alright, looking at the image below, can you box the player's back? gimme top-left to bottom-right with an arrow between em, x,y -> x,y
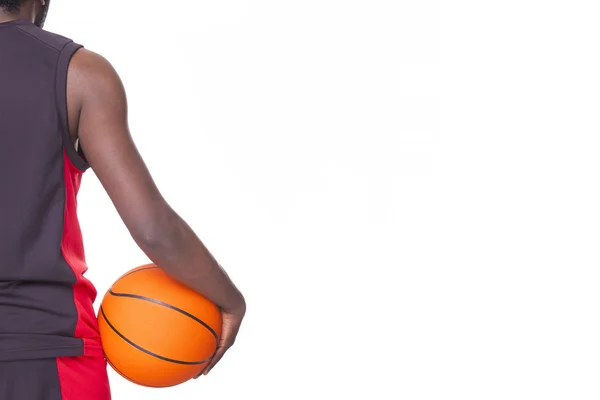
0,18 -> 101,361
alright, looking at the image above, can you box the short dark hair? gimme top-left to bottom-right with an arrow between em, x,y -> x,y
0,0 -> 24,12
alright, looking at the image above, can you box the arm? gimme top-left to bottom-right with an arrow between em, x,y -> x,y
67,49 -> 245,375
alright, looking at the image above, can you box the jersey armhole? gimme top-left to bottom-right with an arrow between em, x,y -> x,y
56,40 -> 89,172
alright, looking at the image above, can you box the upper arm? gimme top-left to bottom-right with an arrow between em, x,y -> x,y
67,49 -> 173,242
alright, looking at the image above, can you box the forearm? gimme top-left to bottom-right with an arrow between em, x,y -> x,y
132,209 -> 245,312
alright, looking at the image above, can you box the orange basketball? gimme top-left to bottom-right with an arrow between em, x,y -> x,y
98,264 -> 222,387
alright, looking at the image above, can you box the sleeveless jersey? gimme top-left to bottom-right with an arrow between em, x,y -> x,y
0,19 -> 102,360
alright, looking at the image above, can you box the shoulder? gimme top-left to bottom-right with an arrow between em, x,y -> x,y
69,48 -> 126,104
70,48 -> 116,80
13,23 -> 74,53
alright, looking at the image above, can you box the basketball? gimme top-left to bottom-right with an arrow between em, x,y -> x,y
98,264 -> 222,387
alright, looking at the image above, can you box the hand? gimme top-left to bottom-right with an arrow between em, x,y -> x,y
197,303 -> 246,377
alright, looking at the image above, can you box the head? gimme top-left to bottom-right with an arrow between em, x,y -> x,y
0,0 -> 50,28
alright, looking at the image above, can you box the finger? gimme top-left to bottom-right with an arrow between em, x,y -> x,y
195,337 -> 227,378
195,341 -> 225,379
203,314 -> 240,376
193,368 -> 205,379
204,319 -> 234,375
203,345 -> 227,375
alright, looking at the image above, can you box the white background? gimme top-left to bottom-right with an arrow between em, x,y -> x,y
43,1 -> 600,399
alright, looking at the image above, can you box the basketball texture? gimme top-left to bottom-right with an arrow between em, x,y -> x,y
98,264 -> 222,387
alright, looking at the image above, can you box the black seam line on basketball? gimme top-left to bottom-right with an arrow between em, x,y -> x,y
120,265 -> 159,279
107,289 -> 220,347
109,266 -> 160,294
104,353 -> 163,388
100,306 -> 214,365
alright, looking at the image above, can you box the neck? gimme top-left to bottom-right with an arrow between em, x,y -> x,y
0,7 -> 34,24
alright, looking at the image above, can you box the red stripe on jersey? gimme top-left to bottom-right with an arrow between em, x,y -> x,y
60,151 -> 104,356
58,151 -> 110,398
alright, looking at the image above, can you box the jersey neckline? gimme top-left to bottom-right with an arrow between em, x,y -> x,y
0,19 -> 32,28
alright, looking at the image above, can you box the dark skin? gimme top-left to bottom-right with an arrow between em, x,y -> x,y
0,1 -> 246,376
0,0 -> 47,26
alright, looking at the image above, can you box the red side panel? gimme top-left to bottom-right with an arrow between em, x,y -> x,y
58,152 -> 110,399
61,151 -> 103,356
57,356 -> 111,400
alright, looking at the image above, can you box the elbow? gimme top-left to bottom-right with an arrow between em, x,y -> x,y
132,229 -> 170,253
129,210 -> 184,254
